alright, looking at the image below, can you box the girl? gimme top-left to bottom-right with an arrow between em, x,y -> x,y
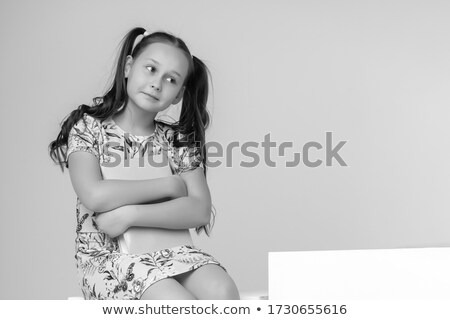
49,27 -> 240,300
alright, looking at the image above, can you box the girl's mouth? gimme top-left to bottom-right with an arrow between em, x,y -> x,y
143,92 -> 159,101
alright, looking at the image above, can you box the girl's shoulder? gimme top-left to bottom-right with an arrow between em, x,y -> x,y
71,113 -> 103,137
74,112 -> 101,128
154,119 -> 204,173
154,118 -> 178,143
154,118 -> 193,148
67,113 -> 103,162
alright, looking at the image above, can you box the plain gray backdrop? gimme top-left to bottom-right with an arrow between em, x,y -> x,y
1,0 -> 450,299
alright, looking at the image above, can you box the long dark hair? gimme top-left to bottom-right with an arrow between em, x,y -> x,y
48,27 -> 214,235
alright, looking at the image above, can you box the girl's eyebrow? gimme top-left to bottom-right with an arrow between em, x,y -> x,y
145,58 -> 182,77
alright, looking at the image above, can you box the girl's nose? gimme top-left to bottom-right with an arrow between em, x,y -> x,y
151,79 -> 162,91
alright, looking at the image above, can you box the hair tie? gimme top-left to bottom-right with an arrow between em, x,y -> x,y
131,30 -> 150,53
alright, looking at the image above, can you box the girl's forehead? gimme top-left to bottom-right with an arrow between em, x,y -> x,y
138,42 -> 190,76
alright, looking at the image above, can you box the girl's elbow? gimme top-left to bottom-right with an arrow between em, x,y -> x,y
83,189 -> 105,212
198,200 -> 212,226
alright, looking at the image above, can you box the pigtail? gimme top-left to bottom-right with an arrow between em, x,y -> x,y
48,27 -> 146,172
177,55 -> 211,176
175,55 -> 215,236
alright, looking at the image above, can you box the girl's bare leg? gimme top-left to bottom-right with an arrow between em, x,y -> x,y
140,278 -> 197,300
174,264 -> 240,300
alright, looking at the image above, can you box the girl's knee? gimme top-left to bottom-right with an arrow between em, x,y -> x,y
176,264 -> 241,300
207,278 -> 240,300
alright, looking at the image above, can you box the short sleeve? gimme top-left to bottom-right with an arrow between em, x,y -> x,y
66,113 -> 101,162
172,143 -> 204,174
161,123 -> 204,174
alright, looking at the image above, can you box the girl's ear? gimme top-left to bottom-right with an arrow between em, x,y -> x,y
124,55 -> 133,78
172,86 -> 185,105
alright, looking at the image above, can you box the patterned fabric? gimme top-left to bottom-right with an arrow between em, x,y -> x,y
67,113 -> 203,174
66,113 -> 222,300
75,233 -> 222,300
67,113 -> 204,233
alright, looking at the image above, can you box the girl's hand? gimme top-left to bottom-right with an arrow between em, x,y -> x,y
93,205 -> 134,238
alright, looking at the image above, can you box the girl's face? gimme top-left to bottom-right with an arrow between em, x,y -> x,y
124,42 -> 190,114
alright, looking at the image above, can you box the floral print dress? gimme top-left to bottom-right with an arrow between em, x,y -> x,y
67,113 -> 224,300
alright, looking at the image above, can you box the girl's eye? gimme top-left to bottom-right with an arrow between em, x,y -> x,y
146,66 -> 177,84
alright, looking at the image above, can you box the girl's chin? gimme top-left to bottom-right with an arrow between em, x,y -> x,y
138,105 -> 170,114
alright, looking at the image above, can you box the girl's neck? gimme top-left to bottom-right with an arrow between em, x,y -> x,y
112,107 -> 158,137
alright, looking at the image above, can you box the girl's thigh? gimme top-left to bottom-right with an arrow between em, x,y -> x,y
174,264 -> 240,300
140,278 -> 196,300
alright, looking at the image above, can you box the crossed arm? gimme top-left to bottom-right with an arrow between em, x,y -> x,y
68,151 -> 211,234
